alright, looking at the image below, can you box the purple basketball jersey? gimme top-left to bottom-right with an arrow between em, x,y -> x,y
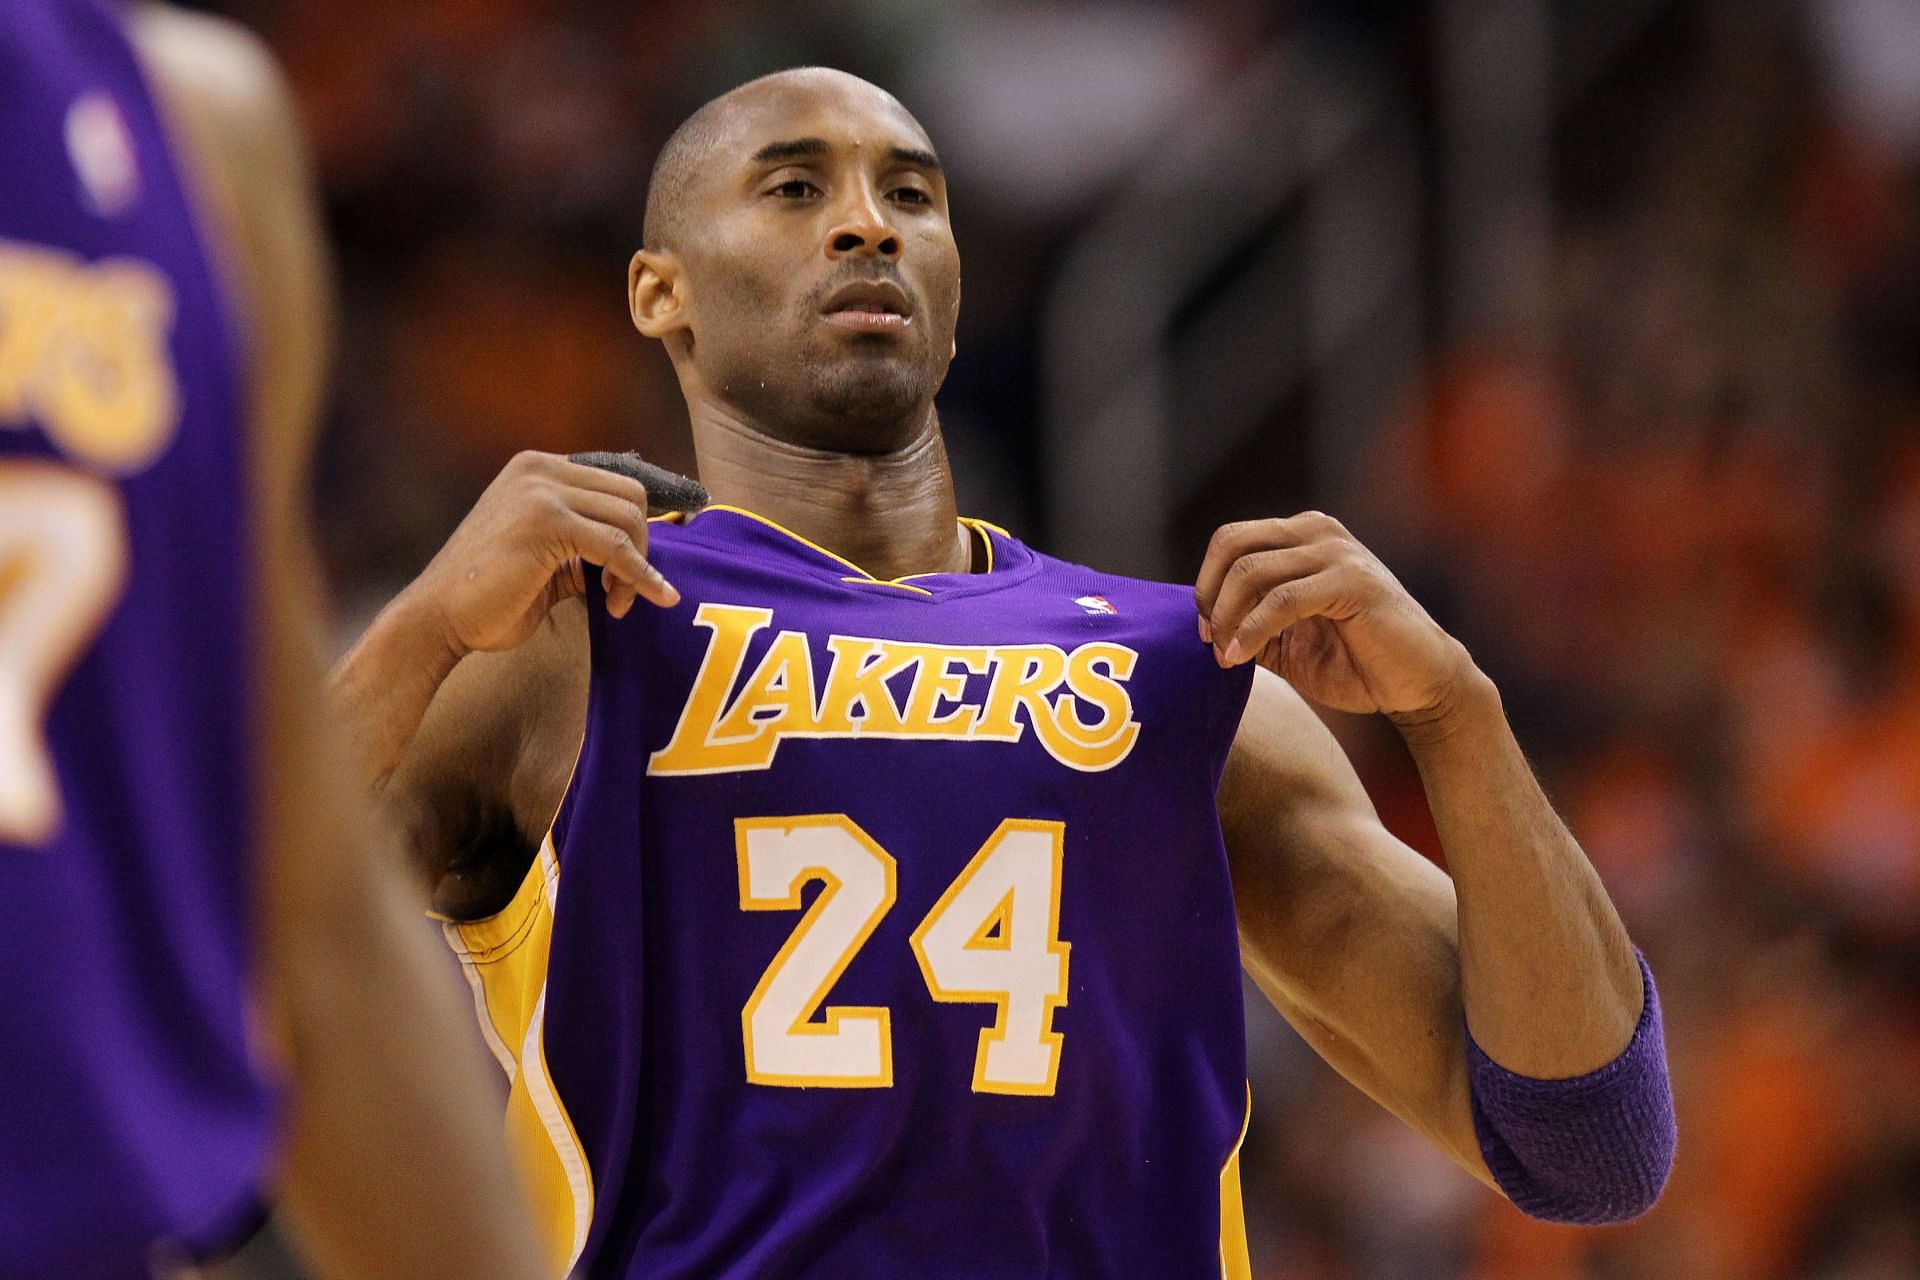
449,506 -> 1258,1278
0,2 -> 271,1274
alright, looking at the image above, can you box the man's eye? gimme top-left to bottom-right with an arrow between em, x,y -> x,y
771,180 -> 819,199
891,187 -> 932,205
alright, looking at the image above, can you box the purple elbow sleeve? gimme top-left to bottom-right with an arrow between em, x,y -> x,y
1465,951 -> 1677,1224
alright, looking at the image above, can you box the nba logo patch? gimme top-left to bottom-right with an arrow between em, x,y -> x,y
66,91 -> 141,217
1074,594 -> 1117,616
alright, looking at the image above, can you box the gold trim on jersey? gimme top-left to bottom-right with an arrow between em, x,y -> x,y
662,502 -> 1002,593
444,835 -> 594,1276
1219,1085 -> 1253,1280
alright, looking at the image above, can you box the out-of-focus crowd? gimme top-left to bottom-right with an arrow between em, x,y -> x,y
207,0 -> 1918,1275
1259,5 -> 1920,1277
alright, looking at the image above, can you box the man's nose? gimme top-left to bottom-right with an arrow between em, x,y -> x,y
824,187 -> 901,260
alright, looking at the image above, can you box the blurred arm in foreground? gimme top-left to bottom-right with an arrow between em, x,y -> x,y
132,7 -> 549,1275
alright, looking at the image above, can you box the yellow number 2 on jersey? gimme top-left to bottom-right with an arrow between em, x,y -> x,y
737,814 -> 1070,1096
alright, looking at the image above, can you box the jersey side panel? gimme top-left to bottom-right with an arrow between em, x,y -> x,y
447,835 -> 593,1274
1220,1089 -> 1254,1280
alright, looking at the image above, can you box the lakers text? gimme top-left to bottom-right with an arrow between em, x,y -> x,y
649,603 -> 1142,775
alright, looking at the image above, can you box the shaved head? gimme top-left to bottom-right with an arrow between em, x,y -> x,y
641,91 -> 735,251
643,67 -> 930,252
629,65 -> 960,453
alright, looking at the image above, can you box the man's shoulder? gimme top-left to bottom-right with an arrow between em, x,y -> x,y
1016,541 -> 1199,616
643,507 -> 741,566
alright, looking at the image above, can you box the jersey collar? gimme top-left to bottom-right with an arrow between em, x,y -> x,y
666,504 -> 1040,601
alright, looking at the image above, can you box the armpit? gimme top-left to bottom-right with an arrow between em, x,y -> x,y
431,791 -> 540,923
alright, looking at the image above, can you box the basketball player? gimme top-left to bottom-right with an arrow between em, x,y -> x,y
333,69 -> 1676,1277
0,3 -> 548,1277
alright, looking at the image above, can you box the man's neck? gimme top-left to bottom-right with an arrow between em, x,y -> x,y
689,400 -> 971,582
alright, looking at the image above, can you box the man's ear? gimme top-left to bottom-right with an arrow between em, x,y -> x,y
629,249 -> 687,338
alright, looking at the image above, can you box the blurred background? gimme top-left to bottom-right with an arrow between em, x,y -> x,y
189,0 -> 1919,1276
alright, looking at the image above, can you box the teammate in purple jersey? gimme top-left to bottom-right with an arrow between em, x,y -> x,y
0,3 -> 549,1276
334,68 -> 1676,1277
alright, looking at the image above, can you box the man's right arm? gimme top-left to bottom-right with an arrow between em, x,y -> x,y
330,450 -> 683,911
340,597 -> 585,917
330,589 -> 470,796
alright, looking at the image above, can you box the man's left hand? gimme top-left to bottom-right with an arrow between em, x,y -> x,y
1194,512 -> 1477,722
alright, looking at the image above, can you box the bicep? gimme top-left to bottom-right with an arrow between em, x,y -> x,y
130,0 -> 549,948
1221,669 -> 1490,1184
129,5 -> 333,817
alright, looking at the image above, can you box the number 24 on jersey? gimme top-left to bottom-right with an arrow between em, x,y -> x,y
737,815 -> 1071,1096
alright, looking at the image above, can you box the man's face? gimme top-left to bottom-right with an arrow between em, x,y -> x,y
668,78 -> 962,453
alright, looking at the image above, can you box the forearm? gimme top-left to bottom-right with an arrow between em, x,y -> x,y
330,588 -> 465,789
1462,951 -> 1673,1223
1200,505 -> 1669,1220
1395,670 -> 1674,1223
1223,670 -> 1670,1222
260,552 -> 543,1277
1392,668 -> 1640,1078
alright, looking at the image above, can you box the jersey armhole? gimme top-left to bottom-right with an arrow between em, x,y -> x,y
540,727 -> 588,865
435,718 -> 585,938
444,837 -> 551,962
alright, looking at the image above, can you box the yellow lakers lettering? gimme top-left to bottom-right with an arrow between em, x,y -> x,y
0,241 -> 179,472
649,603 -> 1142,775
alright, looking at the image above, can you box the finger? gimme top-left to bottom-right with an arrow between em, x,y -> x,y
566,489 -> 681,610
602,566 -> 638,619
538,557 -> 588,621
545,556 -> 587,607
568,451 -> 708,513
1193,515 -> 1327,625
1204,545 -> 1329,657
560,512 -> 679,610
566,487 -> 654,560
548,457 -> 656,519
1224,567 -> 1359,665
567,489 -> 675,610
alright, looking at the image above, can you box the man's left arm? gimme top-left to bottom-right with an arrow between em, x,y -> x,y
1200,512 -> 1675,1224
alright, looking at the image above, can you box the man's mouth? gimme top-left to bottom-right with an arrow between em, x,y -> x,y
820,279 -> 914,333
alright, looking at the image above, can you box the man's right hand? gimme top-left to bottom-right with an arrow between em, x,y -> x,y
403,451 -> 688,659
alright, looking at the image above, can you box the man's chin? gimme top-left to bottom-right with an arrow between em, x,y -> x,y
812,352 -> 922,406
795,363 -> 931,451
